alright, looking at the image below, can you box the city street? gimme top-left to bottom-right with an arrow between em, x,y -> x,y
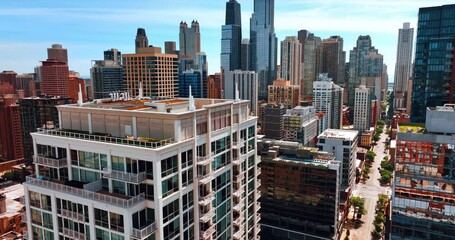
346,131 -> 391,240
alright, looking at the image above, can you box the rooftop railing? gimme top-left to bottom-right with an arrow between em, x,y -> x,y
36,128 -> 174,149
33,156 -> 68,168
26,175 -> 145,208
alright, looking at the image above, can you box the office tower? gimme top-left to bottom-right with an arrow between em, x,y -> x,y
221,0 -> 242,72
297,29 -> 309,60
262,104 -> 285,140
317,129 -> 358,216
348,35 -> 383,106
391,105 -> 455,239
353,85 -> 371,131
283,106 -> 318,146
19,96 -> 70,160
267,80 -> 300,109
381,64 -> 388,101
280,36 -> 302,86
164,41 -> 176,54
313,73 -> 343,131
103,48 -> 122,65
135,28 -> 149,53
224,70 -> 258,114
178,69 -> 206,98
179,21 -> 201,58
207,73 -> 222,99
250,0 -> 277,100
90,60 -> 124,99
47,44 -> 68,64
0,96 -> 23,160
302,34 -> 323,101
241,39 -> 250,71
0,71 -> 17,86
15,74 -> 34,97
393,22 -> 414,109
40,59 -> 70,97
411,4 -> 455,122
322,36 -> 345,85
123,47 -> 178,98
23,96 -> 260,240
257,140 -> 341,240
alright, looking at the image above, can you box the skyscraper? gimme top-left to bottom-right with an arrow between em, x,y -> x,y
0,71 -> 17,86
0,95 -> 23,160
40,59 -> 69,97
47,44 -> 68,64
280,36 -> 302,86
224,70 -> 258,114
135,28 -> 149,53
353,85 -> 371,131
411,4 -> 455,122
179,21 -> 201,59
103,48 -> 122,65
221,0 -> 242,72
240,39 -> 250,71
302,34 -> 322,101
322,36 -> 345,86
393,23 -> 414,109
178,69 -> 206,98
164,41 -> 176,54
90,60 -> 123,99
313,73 -> 343,130
250,0 -> 277,100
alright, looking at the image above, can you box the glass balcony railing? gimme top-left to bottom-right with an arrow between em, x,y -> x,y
59,227 -> 86,240
199,191 -> 215,206
131,222 -> 157,239
60,209 -> 86,222
197,155 -> 212,165
200,224 -> 215,239
33,156 -> 68,168
36,128 -> 174,149
200,208 -> 215,223
103,168 -> 147,183
25,175 -> 145,208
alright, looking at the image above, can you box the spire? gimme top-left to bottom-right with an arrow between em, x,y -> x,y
77,84 -> 83,106
189,85 -> 195,111
138,82 -> 143,98
235,81 -> 240,102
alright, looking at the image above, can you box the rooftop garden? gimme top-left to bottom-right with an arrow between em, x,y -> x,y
398,123 -> 426,133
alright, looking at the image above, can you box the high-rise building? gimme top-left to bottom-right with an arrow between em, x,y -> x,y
411,4 -> 455,122
40,59 -> 70,98
280,36 -> 302,86
178,69 -> 206,98
47,44 -> 68,64
297,29 -> 309,62
257,139 -> 342,240
317,129 -> 358,216
267,80 -> 300,109
241,39 -> 250,71
381,64 -> 389,101
354,85 -> 371,131
224,70 -> 258,114
19,96 -> 70,160
393,23 -> 414,109
313,73 -> 343,131
262,104 -> 285,140
322,36 -> 345,85
90,60 -> 124,99
0,96 -> 23,160
164,41 -> 176,55
250,0 -> 277,100
135,28 -> 149,53
391,105 -> 455,239
0,71 -> 17,86
207,73 -> 222,99
283,106 -> 318,146
302,34 -> 323,101
179,21 -> 201,59
103,48 -> 122,65
221,0 -> 242,72
348,35 -> 383,106
15,73 -> 34,97
123,47 -> 178,98
23,96 -> 260,240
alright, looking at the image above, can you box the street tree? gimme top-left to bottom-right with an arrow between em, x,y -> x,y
350,197 -> 366,220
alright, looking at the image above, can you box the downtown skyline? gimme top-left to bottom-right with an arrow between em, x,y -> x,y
0,0 -> 454,78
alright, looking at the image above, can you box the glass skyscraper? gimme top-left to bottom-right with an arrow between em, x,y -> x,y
250,0 -> 277,100
221,0 -> 242,72
411,4 -> 455,122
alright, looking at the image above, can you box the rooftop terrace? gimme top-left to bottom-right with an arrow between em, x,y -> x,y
398,123 -> 426,134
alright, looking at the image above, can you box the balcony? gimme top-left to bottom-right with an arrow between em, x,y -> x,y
233,215 -> 244,226
256,179 -> 261,188
197,155 -> 212,165
256,225 -> 261,234
199,192 -> 215,206
232,139 -> 245,149
36,128 -> 174,150
256,213 -> 261,224
233,175 -> 244,186
60,209 -> 85,222
257,157 -> 261,164
60,227 -> 86,240
131,222 -> 157,239
232,156 -> 242,165
103,168 -> 147,183
198,171 -> 214,184
200,224 -> 215,239
256,202 -> 261,211
25,175 -> 145,208
33,156 -> 68,168
233,226 -> 244,240
255,190 -> 261,200
257,167 -> 261,176
200,208 -> 215,223
233,188 -> 244,198
233,202 -> 244,213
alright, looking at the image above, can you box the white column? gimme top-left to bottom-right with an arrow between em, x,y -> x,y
88,113 -> 93,134
153,160 -> 163,240
51,193 -> 59,239
132,116 -> 137,138
66,144 -> 72,180
88,204 -> 96,240
58,111 -> 62,128
24,186 -> 33,240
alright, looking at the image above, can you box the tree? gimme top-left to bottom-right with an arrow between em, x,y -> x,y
380,169 -> 392,184
366,150 -> 376,162
2,171 -> 20,182
373,133 -> 381,142
350,197 -> 366,220
381,160 -> 394,172
377,119 -> 386,126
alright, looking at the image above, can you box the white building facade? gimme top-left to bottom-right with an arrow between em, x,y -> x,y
354,85 -> 371,131
313,73 -> 343,131
224,70 -> 258,115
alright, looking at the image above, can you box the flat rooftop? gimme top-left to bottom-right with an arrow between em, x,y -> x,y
318,129 -> 358,141
398,123 -> 426,134
274,155 -> 336,167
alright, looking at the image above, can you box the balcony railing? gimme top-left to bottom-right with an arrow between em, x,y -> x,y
233,188 -> 244,198
255,190 -> 261,200
232,156 -> 242,165
256,179 -> 261,188
60,227 -> 86,240
233,202 -> 244,213
257,167 -> 261,176
33,156 -> 68,168
257,157 -> 261,164
256,225 -> 261,234
200,224 -> 215,239
26,175 -> 145,208
103,168 -> 147,183
200,208 -> 215,223
36,128 -> 174,149
233,175 -> 244,186
256,202 -> 261,211
131,222 -> 157,239
232,139 -> 245,149
233,215 -> 244,226
197,155 -> 212,165
233,226 -> 244,240
256,213 -> 261,223
61,209 -> 86,222
198,171 -> 214,184
199,192 -> 215,206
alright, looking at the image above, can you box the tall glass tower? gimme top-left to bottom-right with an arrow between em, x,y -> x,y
221,0 -> 242,72
411,4 -> 455,122
250,0 -> 277,100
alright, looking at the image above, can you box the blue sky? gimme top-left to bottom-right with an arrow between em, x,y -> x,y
0,0 -> 453,80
